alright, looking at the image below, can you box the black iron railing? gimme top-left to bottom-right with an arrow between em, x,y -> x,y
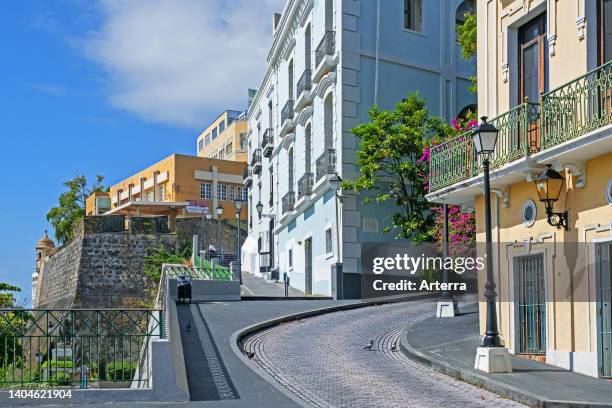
297,173 -> 314,200
316,149 -> 336,181
297,70 -> 312,99
281,100 -> 295,125
315,31 -> 336,67
282,191 -> 295,214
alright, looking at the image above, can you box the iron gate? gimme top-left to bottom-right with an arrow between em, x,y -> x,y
597,241 -> 612,378
514,254 -> 547,354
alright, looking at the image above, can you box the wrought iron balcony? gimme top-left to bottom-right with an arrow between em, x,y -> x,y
282,191 -> 295,214
251,148 -> 262,174
281,100 -> 295,125
297,173 -> 314,200
243,166 -> 253,187
429,61 -> 612,195
262,128 -> 274,157
297,70 -> 312,100
428,102 -> 540,193
315,149 -> 336,181
315,31 -> 336,68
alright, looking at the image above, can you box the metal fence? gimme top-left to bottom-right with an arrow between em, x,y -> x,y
0,309 -> 163,389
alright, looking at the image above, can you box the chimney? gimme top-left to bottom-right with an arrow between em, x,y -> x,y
273,13 -> 281,33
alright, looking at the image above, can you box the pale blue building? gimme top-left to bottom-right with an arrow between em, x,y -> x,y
242,0 -> 476,298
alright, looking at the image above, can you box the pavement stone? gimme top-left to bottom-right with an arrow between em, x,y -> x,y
402,303 -> 612,407
243,298 -> 524,408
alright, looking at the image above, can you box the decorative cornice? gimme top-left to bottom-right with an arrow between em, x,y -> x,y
576,16 -> 586,40
547,34 -> 557,56
315,72 -> 337,98
282,132 -> 295,150
299,0 -> 313,27
298,106 -> 313,126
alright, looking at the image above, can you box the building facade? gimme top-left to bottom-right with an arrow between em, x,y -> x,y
243,0 -> 476,297
90,154 -> 248,221
426,0 -> 612,378
196,110 -> 249,162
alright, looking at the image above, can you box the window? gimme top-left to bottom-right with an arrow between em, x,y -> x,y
240,133 -> 248,150
205,134 -> 211,145
519,14 -> 547,104
226,142 -> 233,156
288,248 -> 293,268
212,127 -> 218,140
455,1 -> 475,41
404,0 -> 422,32
198,139 -> 204,152
235,186 -> 247,201
606,179 -> 612,205
200,183 -> 212,199
325,228 -> 333,254
219,120 -> 225,134
146,191 -> 154,202
521,200 -> 537,227
217,184 -> 227,201
158,184 -> 166,201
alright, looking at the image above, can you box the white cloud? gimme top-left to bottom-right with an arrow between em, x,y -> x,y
82,0 -> 286,128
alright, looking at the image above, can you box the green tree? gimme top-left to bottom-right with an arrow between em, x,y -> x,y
0,282 -> 21,308
46,175 -> 105,244
457,11 -> 477,93
347,93 -> 449,243
0,283 -> 28,370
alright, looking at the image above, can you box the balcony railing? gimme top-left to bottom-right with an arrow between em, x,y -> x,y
541,60 -> 612,149
316,149 -> 336,181
251,149 -> 262,174
297,173 -> 314,200
282,191 -> 295,214
429,102 -> 540,192
315,31 -> 336,68
297,69 -> 312,99
281,100 -> 295,125
430,61 -> 612,194
262,128 -> 274,157
243,166 -> 253,187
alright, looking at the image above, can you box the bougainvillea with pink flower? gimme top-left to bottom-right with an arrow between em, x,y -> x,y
423,111 -> 478,254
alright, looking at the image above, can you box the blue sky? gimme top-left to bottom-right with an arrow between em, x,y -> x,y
0,0 -> 284,305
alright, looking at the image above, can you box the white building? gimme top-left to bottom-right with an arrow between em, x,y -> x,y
243,0 -> 476,297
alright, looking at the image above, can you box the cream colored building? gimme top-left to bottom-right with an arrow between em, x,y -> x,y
426,0 -> 612,378
196,110 -> 248,162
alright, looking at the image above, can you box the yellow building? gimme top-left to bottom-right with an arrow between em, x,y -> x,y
86,154 -> 248,221
426,1 -> 612,378
196,110 -> 248,162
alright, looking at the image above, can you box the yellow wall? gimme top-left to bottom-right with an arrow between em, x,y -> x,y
478,0 -> 590,115
196,111 -> 248,162
476,153 -> 612,354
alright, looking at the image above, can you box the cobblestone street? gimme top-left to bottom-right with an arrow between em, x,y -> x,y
244,299 -> 524,408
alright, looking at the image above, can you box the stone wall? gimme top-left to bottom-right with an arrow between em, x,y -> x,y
36,216 -> 176,309
175,218 -> 246,256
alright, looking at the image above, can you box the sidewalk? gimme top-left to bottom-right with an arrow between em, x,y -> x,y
400,303 -> 612,408
240,272 -> 330,299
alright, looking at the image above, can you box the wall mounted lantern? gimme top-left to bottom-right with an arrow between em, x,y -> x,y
534,165 -> 569,230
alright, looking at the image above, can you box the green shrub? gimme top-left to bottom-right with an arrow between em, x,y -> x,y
105,361 -> 136,381
41,360 -> 73,369
48,372 -> 71,386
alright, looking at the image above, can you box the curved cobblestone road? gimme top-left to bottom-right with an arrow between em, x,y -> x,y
243,299 -> 524,408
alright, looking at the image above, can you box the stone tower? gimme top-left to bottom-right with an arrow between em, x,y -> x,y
33,231 -> 55,306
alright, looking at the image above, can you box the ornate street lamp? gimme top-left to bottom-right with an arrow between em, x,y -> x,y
256,201 -> 264,219
216,204 -> 224,258
234,199 -> 244,284
534,165 -> 568,230
472,116 -> 512,373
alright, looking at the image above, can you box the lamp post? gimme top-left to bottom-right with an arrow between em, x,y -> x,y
472,116 -> 502,347
329,173 -> 343,299
205,213 -> 212,260
256,201 -> 263,220
472,116 -> 512,373
216,204 -> 223,259
234,199 -> 244,284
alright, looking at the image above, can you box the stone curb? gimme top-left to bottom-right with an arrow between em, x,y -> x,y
398,325 -> 612,408
229,292 -> 439,408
